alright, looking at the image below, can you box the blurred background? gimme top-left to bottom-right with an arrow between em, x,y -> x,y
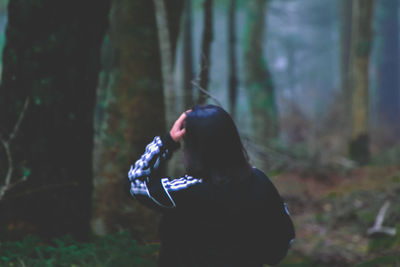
0,0 -> 399,266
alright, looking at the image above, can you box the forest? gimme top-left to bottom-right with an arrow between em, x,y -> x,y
0,0 -> 399,266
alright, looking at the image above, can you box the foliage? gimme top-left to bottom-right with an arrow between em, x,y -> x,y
356,223 -> 400,267
0,232 -> 159,267
278,251 -> 320,267
317,186 -> 400,231
368,224 -> 400,253
354,254 -> 400,267
370,144 -> 400,165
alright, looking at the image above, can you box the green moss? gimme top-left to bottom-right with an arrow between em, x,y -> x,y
0,232 -> 159,267
355,210 -> 375,225
355,254 -> 400,267
368,224 -> 400,253
356,40 -> 372,57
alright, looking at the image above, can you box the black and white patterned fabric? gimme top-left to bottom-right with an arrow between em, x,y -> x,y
127,135 -> 295,265
128,136 -> 202,209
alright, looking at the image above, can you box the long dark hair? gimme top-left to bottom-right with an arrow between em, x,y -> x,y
183,105 -> 252,185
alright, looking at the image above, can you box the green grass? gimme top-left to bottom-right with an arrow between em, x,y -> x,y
354,254 -> 400,267
1,229 -> 399,267
0,232 -> 159,267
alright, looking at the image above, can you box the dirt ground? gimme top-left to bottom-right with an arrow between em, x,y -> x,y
271,164 -> 400,266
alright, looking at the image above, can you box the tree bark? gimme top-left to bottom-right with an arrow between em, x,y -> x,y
375,0 -> 400,137
244,0 -> 278,142
183,0 -> 194,109
228,0 -> 238,118
154,0 -> 184,128
198,0 -> 213,105
153,0 -> 185,179
0,0 -> 110,240
165,0 -> 185,64
340,0 -> 353,98
339,0 -> 353,136
91,0 -> 165,240
349,0 -> 374,165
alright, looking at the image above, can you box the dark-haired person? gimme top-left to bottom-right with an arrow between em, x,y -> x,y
128,105 -> 295,267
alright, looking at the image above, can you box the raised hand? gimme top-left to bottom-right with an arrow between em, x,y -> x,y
169,111 -> 189,142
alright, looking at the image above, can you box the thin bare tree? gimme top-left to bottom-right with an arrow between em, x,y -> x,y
198,0 -> 214,105
153,0 -> 177,127
375,0 -> 400,137
0,98 -> 30,201
244,0 -> 278,141
183,0 -> 194,109
349,0 -> 374,165
228,0 -> 238,118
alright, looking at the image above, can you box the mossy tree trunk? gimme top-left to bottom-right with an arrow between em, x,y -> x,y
154,0 -> 185,179
340,0 -> 353,98
0,0 -> 110,239
244,0 -> 278,142
339,0 -> 353,132
91,0 -> 169,240
154,0 -> 184,128
349,0 -> 374,165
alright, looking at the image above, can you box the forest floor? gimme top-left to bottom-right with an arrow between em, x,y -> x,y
274,163 -> 400,266
1,163 -> 400,267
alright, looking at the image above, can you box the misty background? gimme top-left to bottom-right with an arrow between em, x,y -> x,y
0,0 -> 399,266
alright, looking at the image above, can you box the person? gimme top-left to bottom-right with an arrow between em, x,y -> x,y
128,105 -> 295,267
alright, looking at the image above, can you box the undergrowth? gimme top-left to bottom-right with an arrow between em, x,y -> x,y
1,230 -> 399,267
0,232 -> 159,267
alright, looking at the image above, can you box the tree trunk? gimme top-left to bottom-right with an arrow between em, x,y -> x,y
335,0 -> 353,152
91,0 -> 165,240
375,0 -> 400,137
244,0 -> 278,142
285,39 -> 296,91
198,0 -> 214,105
165,0 -> 185,64
153,0 -> 185,179
349,0 -> 374,165
183,0 -> 194,109
154,0 -> 184,128
339,0 -> 353,137
340,0 -> 353,98
228,0 -> 238,118
0,0 -> 110,240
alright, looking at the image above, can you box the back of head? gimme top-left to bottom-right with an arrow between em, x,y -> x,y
184,105 -> 251,184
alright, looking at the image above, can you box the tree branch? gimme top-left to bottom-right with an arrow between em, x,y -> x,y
0,97 -> 30,201
9,98 -> 30,142
191,80 -> 223,107
1,139 -> 13,191
367,201 -> 396,237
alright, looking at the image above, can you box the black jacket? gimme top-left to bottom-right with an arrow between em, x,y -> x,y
128,134 -> 295,267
